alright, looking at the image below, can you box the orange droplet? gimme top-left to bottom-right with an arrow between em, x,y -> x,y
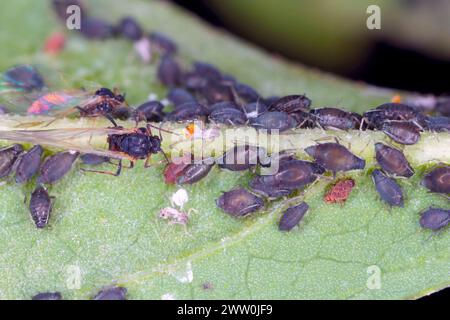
184,123 -> 196,138
391,95 -> 402,104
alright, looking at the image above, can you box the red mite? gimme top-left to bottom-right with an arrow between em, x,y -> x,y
324,179 -> 355,204
44,32 -> 65,55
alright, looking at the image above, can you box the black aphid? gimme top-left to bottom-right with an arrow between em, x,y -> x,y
250,111 -> 298,132
218,145 -> 266,171
381,120 -> 421,145
233,83 -> 260,103
79,17 -> 115,40
3,65 -> 45,92
209,104 -> 247,125
167,88 -> 196,107
200,80 -> 233,104
304,143 -> 365,173
436,97 -> 450,117
133,101 -> 165,122
279,202 -> 309,232
177,163 -> 213,185
32,292 -> 62,300
310,107 -> 361,130
374,143 -> 414,178
419,208 -> 450,231
29,186 -> 53,229
216,188 -> 264,217
118,16 -> 143,41
421,166 -> 450,194
149,32 -> 178,55
192,61 -> 223,81
80,154 -> 110,166
157,54 -> 182,87
15,145 -> 43,184
166,102 -> 207,121
37,151 -> 79,184
94,286 -> 127,300
268,94 -> 311,114
372,169 -> 404,207
0,144 -> 23,178
422,116 -> 450,132
363,103 -> 419,129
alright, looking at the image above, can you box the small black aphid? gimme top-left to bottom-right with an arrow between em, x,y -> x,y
177,163 -> 213,185
310,107 -> 360,130
279,202 -> 309,232
118,16 -> 143,41
250,111 -> 298,132
218,145 -> 266,171
421,166 -> 450,194
29,186 -> 52,229
157,54 -> 182,87
268,94 -> 311,114
381,120 -> 421,145
200,80 -> 234,104
422,116 -> 450,132
181,71 -> 208,90
0,144 -> 23,178
419,208 -> 450,231
436,97 -> 450,117
193,61 -> 223,81
148,32 -> 178,55
4,65 -> 45,92
15,145 -> 43,184
209,105 -> 247,125
167,88 -> 196,107
233,83 -> 260,103
166,102 -> 207,121
242,101 -> 268,119
37,151 -> 79,184
363,103 -> 419,129
79,17 -> 115,40
374,143 -> 414,178
372,169 -> 404,207
304,143 -> 365,173
32,292 -> 62,300
216,188 -> 264,217
93,286 -> 127,300
80,154 -> 110,166
133,101 -> 165,123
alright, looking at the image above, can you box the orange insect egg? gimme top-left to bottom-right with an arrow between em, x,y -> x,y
324,179 -> 355,204
44,32 -> 66,55
391,95 -> 402,104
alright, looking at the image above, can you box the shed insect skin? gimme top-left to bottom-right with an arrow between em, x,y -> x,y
216,188 -> 264,217
93,286 -> 127,300
381,120 -> 421,145
419,208 -> 450,231
371,169 -> 404,207
37,151 -> 79,184
279,202 -> 309,232
421,166 -> 450,194
15,145 -> 43,184
29,186 -> 53,229
374,143 -> 414,178
0,144 -> 23,179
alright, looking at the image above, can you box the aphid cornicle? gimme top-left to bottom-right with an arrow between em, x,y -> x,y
94,286 -> 127,300
419,208 -> 450,231
304,142 -> 365,173
216,188 -> 264,217
15,144 -> 43,184
381,120 -> 421,145
32,292 -> 62,300
374,143 -> 414,178
279,202 -> 309,232
0,144 -> 23,178
372,169 -> 404,207
37,151 -> 79,184
29,186 -> 53,229
421,166 -> 450,194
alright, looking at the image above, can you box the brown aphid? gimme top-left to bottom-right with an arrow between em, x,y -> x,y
15,145 -> 43,184
279,202 -> 309,232
381,120 -> 420,145
421,166 -> 450,194
0,144 -> 23,178
304,143 -> 365,173
37,151 -> 79,184
374,143 -> 414,177
372,169 -> 404,207
216,188 -> 264,217
29,186 -> 53,228
419,208 -> 450,231
177,163 -> 213,185
93,286 -> 127,300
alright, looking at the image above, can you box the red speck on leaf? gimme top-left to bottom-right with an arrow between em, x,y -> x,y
324,179 -> 355,204
44,32 -> 65,55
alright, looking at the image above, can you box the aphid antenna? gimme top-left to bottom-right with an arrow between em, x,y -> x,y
146,123 -> 181,137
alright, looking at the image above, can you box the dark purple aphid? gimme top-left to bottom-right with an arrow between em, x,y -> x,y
181,71 -> 208,90
216,188 -> 264,217
118,16 -> 143,41
374,143 -> 414,178
363,103 -> 419,129
15,145 -> 43,184
133,101 -> 165,122
209,104 -> 247,125
233,83 -> 260,103
3,65 -> 45,92
157,54 -> 182,87
218,145 -> 267,171
310,107 -> 361,130
177,163 -> 213,185
372,169 -> 404,207
421,166 -> 450,194
242,101 -> 268,119
422,116 -> 450,132
192,61 -> 223,81
279,202 -> 309,232
79,17 -> 115,40
29,186 -> 53,228
167,88 -> 196,107
268,94 -> 311,114
436,97 -> 450,117
0,144 -> 23,178
32,292 -> 62,300
94,286 -> 127,300
419,208 -> 450,231
381,120 -> 421,145
148,32 -> 178,55
305,143 -> 365,173
80,153 -> 110,166
200,80 -> 234,104
166,102 -> 207,121
37,151 -> 79,184
250,111 -> 298,132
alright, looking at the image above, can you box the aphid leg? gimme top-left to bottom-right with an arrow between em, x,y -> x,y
104,113 -> 118,127
81,159 -> 123,176
144,156 -> 153,168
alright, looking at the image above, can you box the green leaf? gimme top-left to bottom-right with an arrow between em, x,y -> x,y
0,0 -> 449,300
